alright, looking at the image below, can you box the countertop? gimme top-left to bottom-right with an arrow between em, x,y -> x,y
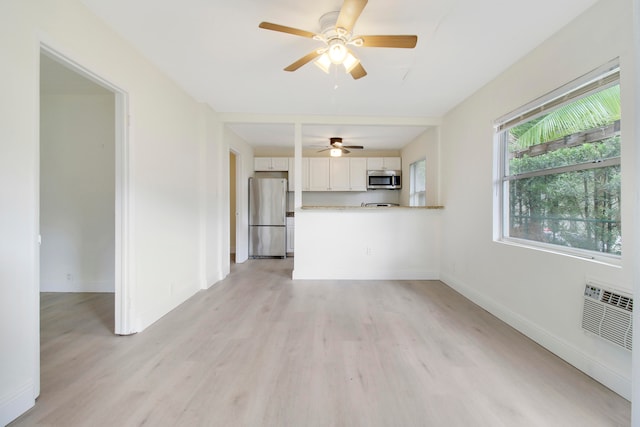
300,205 -> 444,210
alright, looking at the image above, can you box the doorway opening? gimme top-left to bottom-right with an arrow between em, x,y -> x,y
39,45 -> 132,339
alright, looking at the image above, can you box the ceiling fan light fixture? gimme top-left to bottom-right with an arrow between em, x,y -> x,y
328,39 -> 347,64
314,53 -> 332,73
259,0 -> 418,80
343,52 -> 360,73
330,148 -> 342,157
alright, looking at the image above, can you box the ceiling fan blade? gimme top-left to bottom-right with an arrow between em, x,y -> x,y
349,62 -> 367,80
317,147 -> 332,152
343,145 -> 364,149
342,148 -> 351,154
284,50 -> 323,71
360,35 -> 418,48
259,22 -> 317,39
336,0 -> 368,32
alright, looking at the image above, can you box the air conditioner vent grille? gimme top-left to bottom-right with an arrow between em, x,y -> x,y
582,284 -> 632,351
601,290 -> 633,311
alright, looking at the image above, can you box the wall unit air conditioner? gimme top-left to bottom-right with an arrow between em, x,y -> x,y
581,283 -> 633,351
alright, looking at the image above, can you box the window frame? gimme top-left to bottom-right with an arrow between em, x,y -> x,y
493,59 -> 622,264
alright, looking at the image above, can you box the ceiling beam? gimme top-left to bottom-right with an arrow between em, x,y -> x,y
218,113 -> 441,127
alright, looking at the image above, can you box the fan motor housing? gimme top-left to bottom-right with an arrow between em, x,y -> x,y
319,11 -> 340,33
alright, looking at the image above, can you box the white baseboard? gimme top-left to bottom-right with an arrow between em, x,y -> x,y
0,381 -> 34,426
440,272 -> 631,401
40,280 -> 114,293
136,284 -> 202,332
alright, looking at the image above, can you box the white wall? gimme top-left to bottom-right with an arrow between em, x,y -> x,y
400,127 -> 440,206
0,1 -> 227,424
203,108 -> 224,284
40,91 -> 115,293
438,0 -> 634,399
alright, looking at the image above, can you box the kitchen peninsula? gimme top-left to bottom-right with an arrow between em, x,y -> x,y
292,205 -> 443,280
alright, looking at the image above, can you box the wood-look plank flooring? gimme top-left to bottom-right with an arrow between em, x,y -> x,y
12,259 -> 630,426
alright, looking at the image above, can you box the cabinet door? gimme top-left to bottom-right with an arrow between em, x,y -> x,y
349,158 -> 368,191
254,157 -> 272,171
308,158 -> 330,191
384,157 -> 402,170
367,157 -> 384,170
286,217 -> 295,253
271,157 -> 289,171
301,158 -> 310,191
330,158 -> 350,191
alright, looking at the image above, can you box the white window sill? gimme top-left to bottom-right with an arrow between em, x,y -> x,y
495,237 -> 622,268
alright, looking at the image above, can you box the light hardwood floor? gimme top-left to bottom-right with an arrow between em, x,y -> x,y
12,258 -> 630,426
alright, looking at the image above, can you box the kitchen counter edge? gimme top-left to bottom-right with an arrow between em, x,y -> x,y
300,205 -> 444,210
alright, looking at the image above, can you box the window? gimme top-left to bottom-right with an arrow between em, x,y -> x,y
495,61 -> 621,257
409,159 -> 426,206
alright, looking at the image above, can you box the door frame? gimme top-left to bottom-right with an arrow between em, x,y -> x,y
229,147 -> 249,263
39,44 -> 134,335
229,150 -> 237,260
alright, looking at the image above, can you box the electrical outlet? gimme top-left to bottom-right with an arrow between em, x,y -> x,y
66,273 -> 72,281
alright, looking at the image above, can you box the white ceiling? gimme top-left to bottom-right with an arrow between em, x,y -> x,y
80,0 -> 598,150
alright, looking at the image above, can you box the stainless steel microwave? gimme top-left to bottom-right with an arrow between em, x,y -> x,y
367,170 -> 402,189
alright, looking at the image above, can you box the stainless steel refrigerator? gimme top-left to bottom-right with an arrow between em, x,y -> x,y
249,177 -> 287,258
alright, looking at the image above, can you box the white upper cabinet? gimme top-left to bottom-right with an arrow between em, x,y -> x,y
329,158 -> 351,191
282,157 -> 396,192
367,157 -> 401,171
349,158 -> 368,191
328,158 -> 367,191
254,157 -> 289,171
308,158 -> 330,191
271,157 -> 290,171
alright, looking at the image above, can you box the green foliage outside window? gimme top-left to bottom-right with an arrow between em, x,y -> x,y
504,84 -> 621,255
510,136 -> 620,175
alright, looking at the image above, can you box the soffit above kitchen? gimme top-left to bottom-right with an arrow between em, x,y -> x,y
81,0 -> 599,149
225,122 -> 431,151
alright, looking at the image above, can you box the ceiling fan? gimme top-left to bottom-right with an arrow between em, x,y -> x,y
259,0 -> 418,80
318,137 -> 364,156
